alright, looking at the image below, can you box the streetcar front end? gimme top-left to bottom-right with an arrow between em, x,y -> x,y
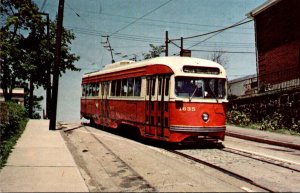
168,64 -> 228,143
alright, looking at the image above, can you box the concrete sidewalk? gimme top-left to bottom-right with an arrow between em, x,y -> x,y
0,119 -> 89,192
226,125 -> 300,150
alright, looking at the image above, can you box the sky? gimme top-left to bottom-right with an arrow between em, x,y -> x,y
34,0 -> 266,121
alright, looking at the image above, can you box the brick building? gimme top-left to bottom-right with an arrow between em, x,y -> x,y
247,0 -> 300,91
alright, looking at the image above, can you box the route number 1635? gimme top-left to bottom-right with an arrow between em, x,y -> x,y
178,106 -> 196,111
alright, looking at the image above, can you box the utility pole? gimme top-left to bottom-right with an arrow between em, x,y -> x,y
165,31 -> 168,56
49,0 -> 64,130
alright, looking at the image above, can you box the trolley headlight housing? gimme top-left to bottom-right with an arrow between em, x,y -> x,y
202,112 -> 209,122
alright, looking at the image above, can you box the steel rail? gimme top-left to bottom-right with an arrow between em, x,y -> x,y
168,149 -> 275,193
222,147 -> 300,173
225,132 -> 300,150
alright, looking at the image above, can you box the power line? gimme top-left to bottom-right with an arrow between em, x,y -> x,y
190,49 -> 255,54
67,26 -> 164,43
170,19 -> 253,41
67,26 -> 254,49
65,2 -> 96,30
96,14 -> 254,35
59,1 -> 254,31
187,30 -> 222,49
99,12 -> 254,30
186,18 -> 252,49
61,2 -> 255,59
44,1 -> 254,33
65,2 -> 80,17
169,41 -> 180,48
40,0 -> 48,11
109,0 -> 173,36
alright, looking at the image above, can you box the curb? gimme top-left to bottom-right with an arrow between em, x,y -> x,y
226,131 -> 300,150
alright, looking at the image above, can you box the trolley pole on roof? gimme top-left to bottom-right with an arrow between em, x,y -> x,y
180,37 -> 183,56
165,31 -> 168,56
101,35 -> 115,63
49,0 -> 65,130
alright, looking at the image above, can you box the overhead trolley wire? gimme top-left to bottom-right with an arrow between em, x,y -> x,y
40,0 -> 48,11
166,18 -> 255,55
190,49 -> 255,54
109,0 -> 173,36
186,18 -> 253,50
95,14 -> 254,35
69,26 -> 254,51
170,19 -> 253,41
99,12 -> 253,30
187,30 -> 223,49
69,27 -> 164,44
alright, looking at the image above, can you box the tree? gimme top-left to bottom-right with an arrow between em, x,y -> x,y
207,49 -> 229,69
0,0 -> 44,102
0,0 -> 80,118
143,44 -> 165,59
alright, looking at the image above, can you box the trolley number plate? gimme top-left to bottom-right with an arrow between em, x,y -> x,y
178,107 -> 196,111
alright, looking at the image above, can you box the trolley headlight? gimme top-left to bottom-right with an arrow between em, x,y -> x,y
202,112 -> 209,122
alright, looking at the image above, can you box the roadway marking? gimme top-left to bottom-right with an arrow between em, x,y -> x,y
241,186 -> 254,192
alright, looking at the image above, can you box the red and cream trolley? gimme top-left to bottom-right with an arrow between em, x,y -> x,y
81,56 -> 228,143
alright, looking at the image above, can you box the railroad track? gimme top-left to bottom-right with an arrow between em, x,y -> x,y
62,123 -> 299,192
168,149 -> 275,192
222,147 -> 300,173
166,141 -> 300,192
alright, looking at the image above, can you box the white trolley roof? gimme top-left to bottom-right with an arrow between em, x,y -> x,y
83,56 -> 226,79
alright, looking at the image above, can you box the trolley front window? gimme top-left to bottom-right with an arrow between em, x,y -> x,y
175,77 -> 226,99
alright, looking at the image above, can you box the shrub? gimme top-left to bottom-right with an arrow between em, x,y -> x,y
0,102 -> 28,169
226,110 -> 251,127
291,121 -> 300,132
260,112 -> 285,131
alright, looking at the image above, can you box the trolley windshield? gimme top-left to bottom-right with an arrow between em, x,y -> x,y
175,76 -> 226,99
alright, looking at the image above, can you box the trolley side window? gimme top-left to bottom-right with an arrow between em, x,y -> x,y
158,78 -> 162,96
128,78 -> 134,96
134,77 -> 141,96
165,77 -> 170,96
151,78 -> 156,96
88,84 -> 93,96
111,80 -> 116,96
121,79 -> 128,96
116,79 -> 121,96
109,77 -> 141,97
93,83 -> 99,96
82,83 -> 100,97
81,84 -> 86,97
101,82 -> 105,96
